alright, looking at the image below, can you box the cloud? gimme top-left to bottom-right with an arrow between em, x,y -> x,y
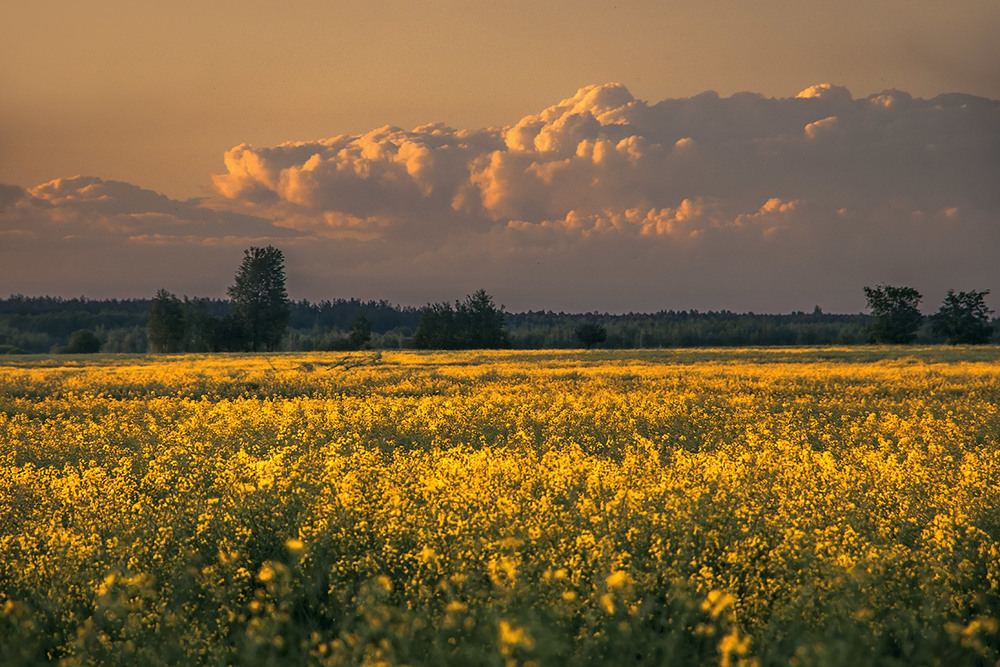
210,124 -> 505,236
210,82 -> 1000,228
0,175 -> 303,298
803,116 -> 839,140
4,84 -> 999,311
4,175 -> 292,241
795,83 -> 853,104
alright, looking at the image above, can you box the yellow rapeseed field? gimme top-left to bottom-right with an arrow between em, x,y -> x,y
1,348 -> 999,665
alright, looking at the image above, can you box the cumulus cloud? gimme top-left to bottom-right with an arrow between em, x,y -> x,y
795,83 -> 853,103
210,124 -> 505,236
4,84 -> 999,311
804,116 -> 839,140
209,83 -> 999,229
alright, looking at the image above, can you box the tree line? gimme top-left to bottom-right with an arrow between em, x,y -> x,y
147,246 -> 292,353
863,284 -> 995,345
1,247 -> 997,353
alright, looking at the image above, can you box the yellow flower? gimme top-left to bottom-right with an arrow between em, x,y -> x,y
702,590 -> 737,619
498,620 -> 534,654
606,569 -> 630,590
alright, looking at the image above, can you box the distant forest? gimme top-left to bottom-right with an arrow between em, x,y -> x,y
3,294 -> 995,354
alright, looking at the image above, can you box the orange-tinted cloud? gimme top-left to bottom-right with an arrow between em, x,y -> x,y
3,84 -> 999,311
209,83 -> 999,233
0,176 -> 303,298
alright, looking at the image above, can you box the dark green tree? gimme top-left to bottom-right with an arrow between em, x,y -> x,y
181,297 -> 218,352
863,285 -> 923,344
457,289 -> 509,348
412,302 -> 459,349
575,322 -> 607,349
227,246 -> 291,351
930,289 -> 994,344
412,290 -> 509,349
65,329 -> 101,353
347,312 -> 373,350
147,288 -> 186,352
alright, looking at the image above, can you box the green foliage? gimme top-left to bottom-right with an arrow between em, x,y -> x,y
227,246 -> 291,351
863,285 -> 923,344
0,296 -> 150,353
575,322 -> 607,349
313,313 -> 375,351
930,289 -> 995,344
347,312 -> 373,350
411,302 -> 457,349
412,289 -> 510,349
7,290 -> 999,352
147,289 -> 186,352
507,310 -> 875,348
3,350 -> 1000,664
459,289 -> 510,349
64,329 -> 101,353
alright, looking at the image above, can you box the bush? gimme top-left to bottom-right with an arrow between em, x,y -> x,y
64,329 -> 102,354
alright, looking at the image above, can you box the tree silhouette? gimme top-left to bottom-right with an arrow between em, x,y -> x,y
227,246 -> 291,351
147,288 -> 186,352
575,322 -> 607,349
412,290 -> 509,349
348,312 -> 373,350
458,289 -> 510,349
65,329 -> 101,353
863,285 -> 923,344
930,289 -> 994,344
411,302 -> 458,349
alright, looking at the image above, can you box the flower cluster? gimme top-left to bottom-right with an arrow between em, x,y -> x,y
1,348 -> 998,664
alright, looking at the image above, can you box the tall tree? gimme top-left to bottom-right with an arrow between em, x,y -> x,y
347,312 -> 373,350
147,288 -> 186,352
863,285 -> 923,344
930,289 -> 994,344
227,246 -> 291,351
457,289 -> 509,349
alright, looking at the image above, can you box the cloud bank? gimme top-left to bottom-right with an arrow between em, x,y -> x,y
3,84 -> 999,312
0,176 -> 302,298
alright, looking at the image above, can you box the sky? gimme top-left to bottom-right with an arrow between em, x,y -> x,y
2,1 -> 999,313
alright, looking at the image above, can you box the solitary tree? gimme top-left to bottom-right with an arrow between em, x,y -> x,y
227,246 -> 291,351
863,285 -> 923,344
65,329 -> 101,354
575,322 -> 607,349
930,289 -> 994,344
147,288 -> 186,352
348,312 -> 373,350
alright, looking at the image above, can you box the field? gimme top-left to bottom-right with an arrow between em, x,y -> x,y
2,348 -> 999,665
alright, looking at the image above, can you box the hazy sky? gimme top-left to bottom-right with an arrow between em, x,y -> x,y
2,1 -> 999,313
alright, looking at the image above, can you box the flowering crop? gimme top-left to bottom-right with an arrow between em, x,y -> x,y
1,348 -> 999,665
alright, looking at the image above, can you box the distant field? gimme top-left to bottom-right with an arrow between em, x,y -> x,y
2,348 -> 999,665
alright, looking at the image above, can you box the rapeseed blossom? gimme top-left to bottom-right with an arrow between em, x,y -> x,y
1,348 -> 998,664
